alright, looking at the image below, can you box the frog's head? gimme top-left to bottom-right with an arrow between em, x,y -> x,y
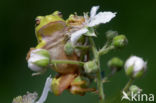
35,11 -> 66,42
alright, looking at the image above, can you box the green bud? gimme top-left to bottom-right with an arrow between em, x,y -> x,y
34,58 -> 50,67
28,49 -> 50,72
108,57 -> 124,71
64,42 -> 74,55
33,49 -> 50,67
106,30 -> 118,40
84,60 -> 98,73
129,85 -> 142,94
112,35 -> 128,48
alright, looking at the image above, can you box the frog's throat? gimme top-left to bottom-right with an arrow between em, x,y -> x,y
36,21 -> 66,43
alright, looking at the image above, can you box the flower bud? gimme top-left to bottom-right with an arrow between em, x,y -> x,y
108,57 -> 124,71
129,85 -> 142,94
124,56 -> 147,78
106,30 -> 118,40
64,42 -> 74,55
28,49 -> 50,72
84,60 -> 98,73
112,35 -> 128,48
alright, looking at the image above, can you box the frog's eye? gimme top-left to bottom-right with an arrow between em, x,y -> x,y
35,18 -> 40,26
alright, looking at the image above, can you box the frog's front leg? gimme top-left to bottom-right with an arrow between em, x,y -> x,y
36,40 -> 46,49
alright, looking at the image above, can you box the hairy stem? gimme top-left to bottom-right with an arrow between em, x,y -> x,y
98,45 -> 114,56
123,78 -> 134,92
51,60 -> 84,66
89,37 -> 105,103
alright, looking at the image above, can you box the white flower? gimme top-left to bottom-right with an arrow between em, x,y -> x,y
70,28 -> 88,45
36,75 -> 52,103
124,56 -> 147,78
28,49 -> 50,72
87,6 -> 116,27
70,6 -> 116,45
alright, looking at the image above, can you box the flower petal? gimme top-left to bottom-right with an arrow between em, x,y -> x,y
85,32 -> 96,36
70,28 -> 88,45
90,6 -> 99,18
88,12 -> 116,27
36,75 -> 52,103
28,62 -> 42,72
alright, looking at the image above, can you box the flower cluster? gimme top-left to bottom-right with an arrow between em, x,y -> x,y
12,92 -> 38,103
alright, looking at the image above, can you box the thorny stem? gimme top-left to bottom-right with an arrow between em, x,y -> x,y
51,60 -> 84,66
89,37 -> 105,103
123,78 -> 134,92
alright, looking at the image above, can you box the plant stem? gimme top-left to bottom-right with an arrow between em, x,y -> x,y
89,37 -> 105,103
98,45 -> 114,56
123,78 -> 134,92
51,60 -> 84,66
74,45 -> 90,50
102,69 -> 116,83
89,37 -> 97,57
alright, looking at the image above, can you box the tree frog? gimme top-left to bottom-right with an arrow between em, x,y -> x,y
27,11 -> 92,96
28,11 -> 83,74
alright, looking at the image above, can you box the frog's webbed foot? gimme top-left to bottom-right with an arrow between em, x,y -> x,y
70,85 -> 96,96
52,73 -> 76,96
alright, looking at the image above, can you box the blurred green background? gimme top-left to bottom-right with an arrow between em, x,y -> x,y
0,0 -> 156,103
